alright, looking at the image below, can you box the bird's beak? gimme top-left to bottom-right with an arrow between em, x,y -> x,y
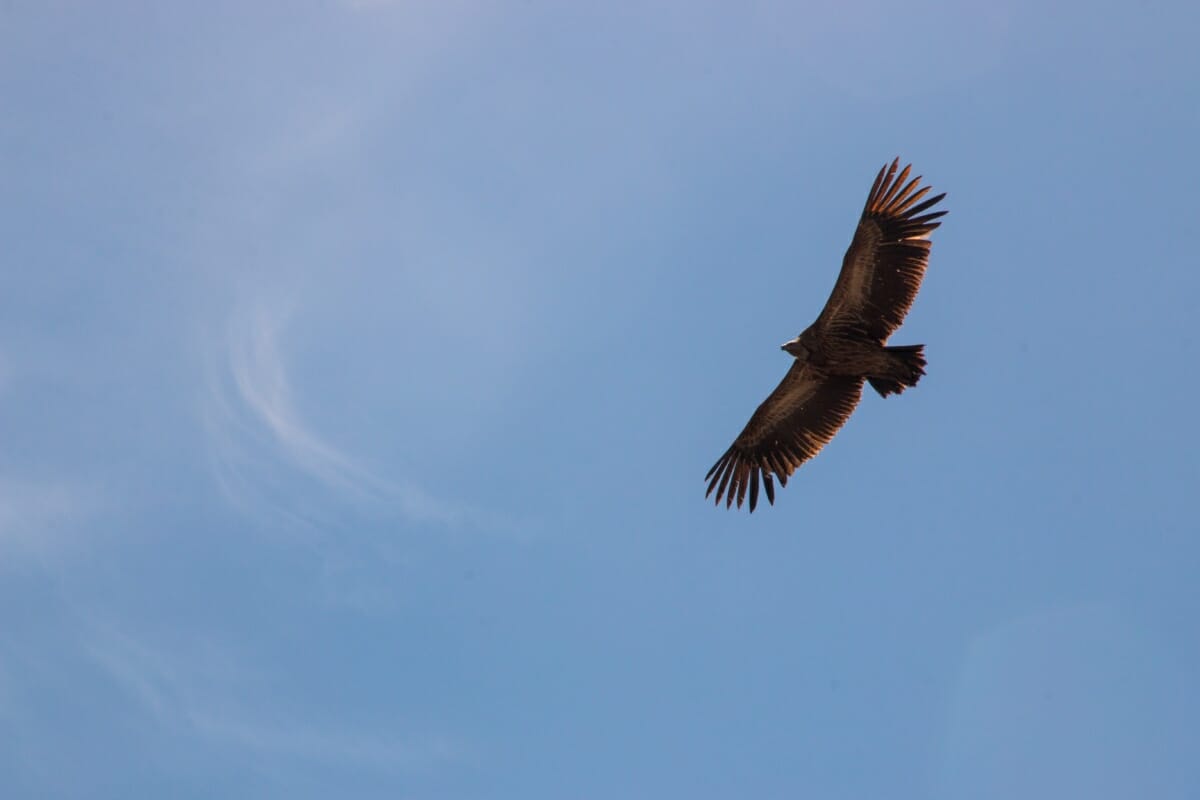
780,336 -> 800,351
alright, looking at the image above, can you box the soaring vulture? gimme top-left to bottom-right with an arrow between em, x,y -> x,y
705,159 -> 946,511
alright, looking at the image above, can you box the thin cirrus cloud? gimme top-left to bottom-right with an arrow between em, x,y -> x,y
0,350 -> 93,562
933,603 -> 1200,797
203,297 -> 464,532
85,621 -> 459,772
0,478 -> 97,562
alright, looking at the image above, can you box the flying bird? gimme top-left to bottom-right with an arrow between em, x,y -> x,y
705,159 -> 946,511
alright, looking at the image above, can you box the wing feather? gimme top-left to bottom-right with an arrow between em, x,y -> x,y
705,362 -> 864,511
816,158 -> 947,340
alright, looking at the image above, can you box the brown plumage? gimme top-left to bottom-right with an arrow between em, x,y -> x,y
705,159 -> 946,511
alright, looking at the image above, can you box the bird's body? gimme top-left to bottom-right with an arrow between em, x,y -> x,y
706,159 -> 946,511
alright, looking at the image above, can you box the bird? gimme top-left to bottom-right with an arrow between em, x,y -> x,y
705,158 -> 946,512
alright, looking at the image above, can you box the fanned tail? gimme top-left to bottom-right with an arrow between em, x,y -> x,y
868,344 -> 925,398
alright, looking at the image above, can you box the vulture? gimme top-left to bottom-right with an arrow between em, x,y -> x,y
705,158 -> 946,511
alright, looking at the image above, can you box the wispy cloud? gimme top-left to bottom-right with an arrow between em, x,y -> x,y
0,477 -> 97,561
86,622 -> 460,772
203,297 -> 471,531
187,710 -> 459,771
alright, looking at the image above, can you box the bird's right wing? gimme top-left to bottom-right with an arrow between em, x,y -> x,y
705,362 -> 864,511
815,159 -> 946,341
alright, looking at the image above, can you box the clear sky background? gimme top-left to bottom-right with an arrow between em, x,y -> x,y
3,2 -> 1199,798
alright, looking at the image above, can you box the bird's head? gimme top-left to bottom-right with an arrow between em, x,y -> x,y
781,335 -> 809,360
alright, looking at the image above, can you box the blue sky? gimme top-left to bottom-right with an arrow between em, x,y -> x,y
3,1 -> 1199,797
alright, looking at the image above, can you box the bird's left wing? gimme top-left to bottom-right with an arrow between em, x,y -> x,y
705,362 -> 864,511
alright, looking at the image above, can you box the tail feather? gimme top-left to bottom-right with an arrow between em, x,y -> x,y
868,344 -> 926,398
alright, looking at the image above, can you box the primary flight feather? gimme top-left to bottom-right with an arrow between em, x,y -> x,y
705,159 -> 947,512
